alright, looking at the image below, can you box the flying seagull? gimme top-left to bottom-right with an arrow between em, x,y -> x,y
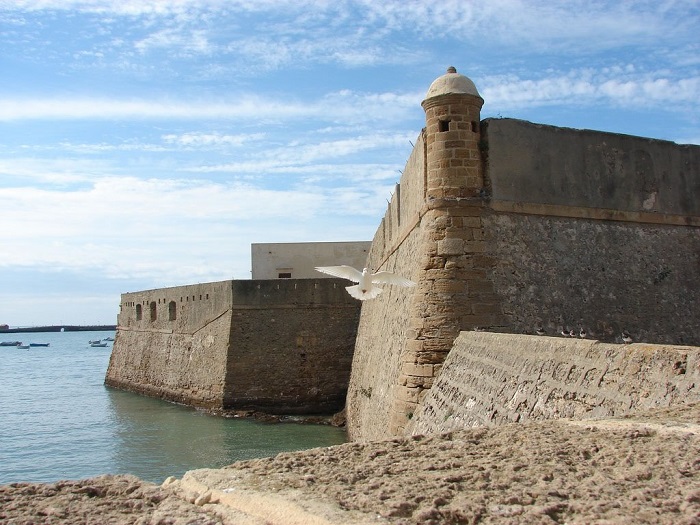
315,265 -> 416,300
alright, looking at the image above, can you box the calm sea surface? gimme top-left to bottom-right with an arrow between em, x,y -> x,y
0,330 -> 347,485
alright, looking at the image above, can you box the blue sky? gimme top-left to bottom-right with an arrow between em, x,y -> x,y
1,0 -> 698,327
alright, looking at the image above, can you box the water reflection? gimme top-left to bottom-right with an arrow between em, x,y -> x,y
105,387 -> 346,483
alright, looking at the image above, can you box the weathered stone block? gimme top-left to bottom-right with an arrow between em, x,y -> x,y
463,240 -> 486,253
401,362 -> 435,377
437,238 -> 464,257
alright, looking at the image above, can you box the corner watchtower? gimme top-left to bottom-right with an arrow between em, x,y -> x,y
384,68 -> 500,436
422,66 -> 485,199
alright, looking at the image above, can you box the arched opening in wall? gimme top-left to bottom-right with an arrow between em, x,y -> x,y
135,304 -> 142,321
168,301 -> 177,321
150,301 -> 157,322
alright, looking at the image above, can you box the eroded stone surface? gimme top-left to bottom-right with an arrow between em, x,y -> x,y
7,405 -> 695,524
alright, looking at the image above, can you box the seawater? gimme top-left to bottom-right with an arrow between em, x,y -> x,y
0,330 -> 347,485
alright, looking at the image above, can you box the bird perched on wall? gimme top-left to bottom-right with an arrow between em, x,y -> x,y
621,330 -> 633,344
315,265 -> 416,300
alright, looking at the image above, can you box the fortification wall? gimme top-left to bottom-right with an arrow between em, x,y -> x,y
106,281 -> 233,409
225,279 -> 360,414
348,84 -> 497,441
485,118 -> 700,217
346,130 -> 428,441
481,119 -> 700,343
106,278 -> 361,413
347,111 -> 699,441
484,212 -> 700,343
408,331 -> 700,435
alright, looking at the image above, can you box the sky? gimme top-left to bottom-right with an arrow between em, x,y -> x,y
0,0 -> 698,327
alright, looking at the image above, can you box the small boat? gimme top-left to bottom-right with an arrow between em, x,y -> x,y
88,339 -> 102,344
103,337 -> 115,341
29,343 -> 50,347
0,341 -> 22,346
17,344 -> 30,349
90,342 -> 108,347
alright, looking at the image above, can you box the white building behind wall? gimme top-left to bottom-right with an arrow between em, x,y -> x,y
251,241 -> 371,279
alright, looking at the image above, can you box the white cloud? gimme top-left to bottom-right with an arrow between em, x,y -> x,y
0,90 -> 420,123
0,293 -> 120,327
9,1 -> 694,71
186,133 -> 415,175
0,174 -> 384,283
0,157 -> 111,184
357,0 -> 698,50
3,67 -> 696,127
135,28 -> 212,55
161,131 -> 265,147
481,69 -> 700,111
0,97 -> 290,121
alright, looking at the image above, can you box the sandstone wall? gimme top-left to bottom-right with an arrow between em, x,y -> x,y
346,131 -> 426,441
225,279 -> 359,414
347,116 -> 699,441
106,279 -> 360,414
408,331 -> 700,435
106,281 -> 234,409
481,119 -> 700,344
484,118 -> 700,217
251,241 -> 371,279
484,212 -> 700,344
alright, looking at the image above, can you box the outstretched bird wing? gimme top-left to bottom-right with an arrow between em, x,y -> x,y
315,265 -> 364,283
371,271 -> 416,287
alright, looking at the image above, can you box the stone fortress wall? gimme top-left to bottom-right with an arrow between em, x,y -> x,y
408,331 -> 700,436
106,281 -> 234,409
346,67 -> 700,441
106,278 -> 360,414
105,67 -> 699,442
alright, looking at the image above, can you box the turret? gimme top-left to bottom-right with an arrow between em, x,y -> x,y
422,66 -> 484,199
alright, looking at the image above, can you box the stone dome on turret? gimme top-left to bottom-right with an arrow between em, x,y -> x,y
424,66 -> 481,99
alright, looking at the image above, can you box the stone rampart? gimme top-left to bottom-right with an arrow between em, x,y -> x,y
346,129 -> 428,440
408,331 -> 700,435
106,281 -> 233,408
347,75 -> 699,441
225,279 -> 359,414
485,118 -> 700,218
479,118 -> 700,343
105,69 -> 699,443
106,279 -> 359,414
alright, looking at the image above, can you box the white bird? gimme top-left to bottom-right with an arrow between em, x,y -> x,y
315,265 -> 416,300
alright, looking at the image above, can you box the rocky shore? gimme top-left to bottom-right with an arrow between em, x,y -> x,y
2,403 -> 698,524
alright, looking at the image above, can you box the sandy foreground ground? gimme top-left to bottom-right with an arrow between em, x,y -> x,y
2,403 -> 699,525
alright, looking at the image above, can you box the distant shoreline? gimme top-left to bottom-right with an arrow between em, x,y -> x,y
0,325 -> 117,334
